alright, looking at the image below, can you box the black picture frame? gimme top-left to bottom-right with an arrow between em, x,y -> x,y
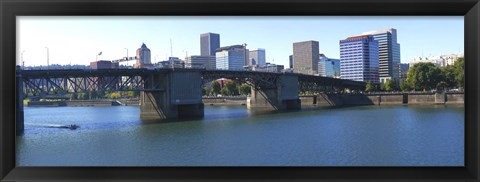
1,0 -> 479,181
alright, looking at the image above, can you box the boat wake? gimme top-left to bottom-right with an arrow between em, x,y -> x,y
25,124 -> 80,130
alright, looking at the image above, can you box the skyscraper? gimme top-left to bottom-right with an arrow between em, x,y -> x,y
362,28 -> 400,83
318,54 -> 340,78
293,40 -> 319,75
249,49 -> 266,67
289,55 -> 293,69
135,43 -> 151,68
215,45 -> 248,70
340,35 -> 379,83
200,32 -> 220,56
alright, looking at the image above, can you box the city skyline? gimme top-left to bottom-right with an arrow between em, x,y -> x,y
17,16 -> 463,67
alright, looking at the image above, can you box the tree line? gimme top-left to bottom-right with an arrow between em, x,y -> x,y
66,90 -> 140,100
203,81 -> 251,96
365,58 -> 464,92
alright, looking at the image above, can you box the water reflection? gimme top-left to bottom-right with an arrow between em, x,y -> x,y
17,105 -> 464,166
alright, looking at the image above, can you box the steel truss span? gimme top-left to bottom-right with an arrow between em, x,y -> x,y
16,68 -> 366,98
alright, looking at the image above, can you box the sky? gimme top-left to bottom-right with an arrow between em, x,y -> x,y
17,16 -> 464,67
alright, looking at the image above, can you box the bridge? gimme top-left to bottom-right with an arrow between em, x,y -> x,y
15,66 -> 366,134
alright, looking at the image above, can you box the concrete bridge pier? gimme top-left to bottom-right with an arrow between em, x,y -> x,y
247,75 -> 301,111
16,68 -> 24,135
140,71 -> 204,120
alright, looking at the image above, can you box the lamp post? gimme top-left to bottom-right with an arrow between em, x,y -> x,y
21,50 -> 26,69
124,48 -> 129,67
242,43 -> 248,70
45,47 -> 49,70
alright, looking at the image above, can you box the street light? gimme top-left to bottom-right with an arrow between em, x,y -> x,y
21,50 -> 26,68
124,48 -> 129,67
44,47 -> 49,70
242,43 -> 248,70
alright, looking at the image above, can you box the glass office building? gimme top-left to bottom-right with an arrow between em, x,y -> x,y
318,54 -> 340,78
249,49 -> 266,67
340,35 -> 379,83
215,45 -> 248,70
200,32 -> 220,56
362,28 -> 400,83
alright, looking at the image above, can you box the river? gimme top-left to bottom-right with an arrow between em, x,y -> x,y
16,105 -> 464,166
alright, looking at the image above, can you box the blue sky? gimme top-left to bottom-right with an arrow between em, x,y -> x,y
17,16 -> 463,67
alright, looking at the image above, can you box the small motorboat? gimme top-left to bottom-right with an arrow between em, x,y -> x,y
64,124 -> 79,130
47,124 -> 79,130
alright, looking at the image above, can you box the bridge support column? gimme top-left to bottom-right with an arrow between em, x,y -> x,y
16,68 -> 24,135
247,75 -> 301,111
140,71 -> 204,120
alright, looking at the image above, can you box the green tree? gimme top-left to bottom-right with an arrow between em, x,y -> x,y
436,81 -> 448,91
77,93 -> 86,100
202,87 -> 208,96
90,90 -> 98,99
384,79 -> 397,91
399,80 -> 411,91
441,66 -> 456,88
379,83 -> 385,91
225,82 -> 239,95
220,86 -> 230,96
108,92 -> 121,99
70,93 -> 78,100
98,90 -> 106,99
239,84 -> 251,95
84,92 -> 90,100
365,81 -> 375,92
210,81 -> 221,96
406,62 -> 443,91
127,91 -> 135,98
453,58 -> 464,89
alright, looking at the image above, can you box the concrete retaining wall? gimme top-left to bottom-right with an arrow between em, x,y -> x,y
302,93 -> 463,106
408,94 -> 436,104
203,98 -> 246,105
446,93 -> 464,104
66,100 -> 113,106
28,101 -> 66,107
303,94 -> 374,107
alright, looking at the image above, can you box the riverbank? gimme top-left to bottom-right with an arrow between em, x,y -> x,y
202,96 -> 246,106
300,92 -> 464,106
26,92 -> 464,107
27,99 -> 141,107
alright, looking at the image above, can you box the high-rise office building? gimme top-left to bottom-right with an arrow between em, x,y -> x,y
289,55 -> 293,69
249,49 -> 266,67
399,63 -> 409,81
200,32 -> 220,56
135,43 -> 151,68
362,28 -> 400,83
293,40 -> 319,75
215,45 -> 248,70
340,35 -> 379,83
318,54 -> 340,78
185,55 -> 216,69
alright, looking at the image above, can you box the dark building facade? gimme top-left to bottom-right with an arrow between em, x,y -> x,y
200,32 -> 220,56
293,40 -> 319,75
289,55 -> 293,69
90,60 -> 118,69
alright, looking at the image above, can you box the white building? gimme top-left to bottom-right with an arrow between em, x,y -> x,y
135,43 -> 151,68
185,55 -> 216,69
409,53 -> 464,67
215,45 -> 248,70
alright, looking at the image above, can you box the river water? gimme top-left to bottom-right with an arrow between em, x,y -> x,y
16,105 -> 464,166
